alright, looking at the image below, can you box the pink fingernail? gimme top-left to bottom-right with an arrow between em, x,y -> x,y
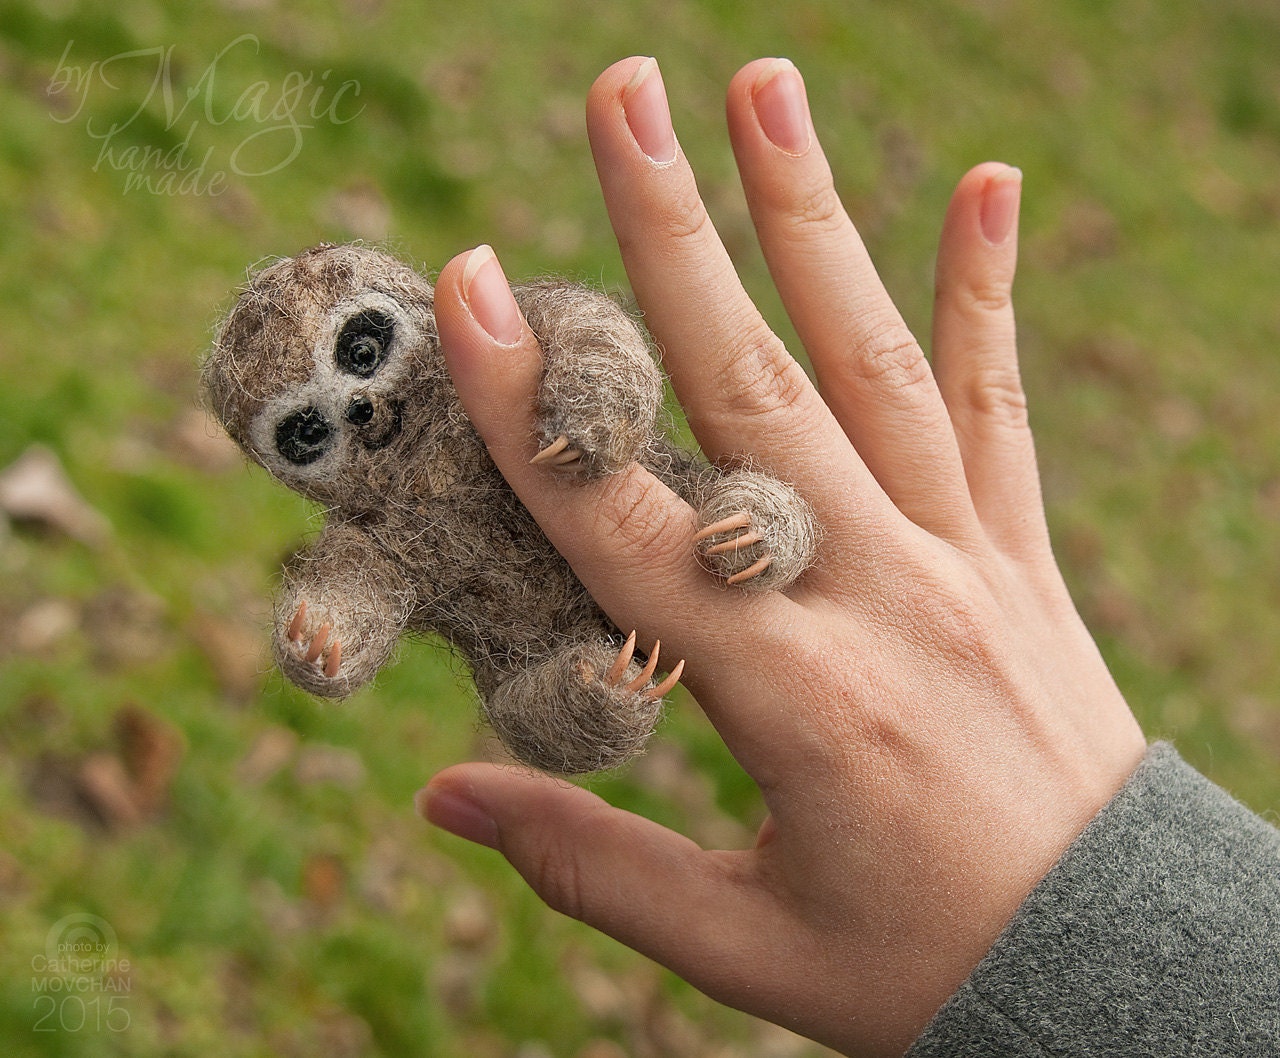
623,57 -> 677,165
415,781 -> 500,850
752,58 -> 812,156
980,166 -> 1022,246
462,244 -> 523,345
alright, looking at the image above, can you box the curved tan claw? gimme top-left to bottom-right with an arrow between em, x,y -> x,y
530,434 -> 583,469
726,555 -> 773,586
705,530 -> 764,555
288,600 -> 342,677
605,630 -> 637,686
624,640 -> 662,693
694,512 -> 752,542
288,600 -> 308,642
304,622 -> 331,663
323,639 -> 342,679
645,658 -> 685,700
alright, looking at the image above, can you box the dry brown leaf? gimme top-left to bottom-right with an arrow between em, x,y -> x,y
293,744 -> 366,788
0,445 -> 110,546
77,752 -> 143,829
190,611 -> 268,702
236,726 -> 299,785
116,705 -> 185,815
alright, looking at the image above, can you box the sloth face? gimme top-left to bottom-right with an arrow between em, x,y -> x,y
253,294 -> 413,480
204,245 -> 443,506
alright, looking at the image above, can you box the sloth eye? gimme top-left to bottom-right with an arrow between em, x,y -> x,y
335,310 -> 395,377
275,407 -> 333,465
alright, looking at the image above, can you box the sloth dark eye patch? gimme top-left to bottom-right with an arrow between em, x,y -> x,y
335,310 -> 395,378
275,407 -> 333,465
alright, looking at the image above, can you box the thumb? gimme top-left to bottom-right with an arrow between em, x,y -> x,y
416,762 -> 770,987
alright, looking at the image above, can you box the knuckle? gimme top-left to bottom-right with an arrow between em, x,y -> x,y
655,186 -> 715,247
590,470 -> 678,557
962,279 -> 1014,316
720,331 -> 813,420
938,274 -> 1015,318
962,365 -> 1030,430
843,317 -> 930,393
525,835 -> 589,921
783,182 -> 849,239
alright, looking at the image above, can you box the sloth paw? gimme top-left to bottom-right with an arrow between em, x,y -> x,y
694,471 -> 819,593
482,636 -> 684,774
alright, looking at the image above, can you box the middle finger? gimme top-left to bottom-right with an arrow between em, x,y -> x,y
587,57 -> 891,534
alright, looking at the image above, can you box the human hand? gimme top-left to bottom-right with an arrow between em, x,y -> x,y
417,56 -> 1147,1056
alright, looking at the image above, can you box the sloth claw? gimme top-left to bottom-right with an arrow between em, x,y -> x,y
605,633 -> 684,699
696,511 -> 773,586
624,640 -> 662,693
694,512 -> 752,542
323,639 -> 343,678
605,630 -> 637,686
726,554 -> 773,585
287,600 -> 308,642
289,601 -> 342,677
705,530 -> 764,555
646,658 -> 685,700
530,434 -> 583,469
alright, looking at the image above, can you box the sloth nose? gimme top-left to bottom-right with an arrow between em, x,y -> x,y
345,395 -> 375,425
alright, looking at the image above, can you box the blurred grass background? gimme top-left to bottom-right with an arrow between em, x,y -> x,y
1,0 -> 1278,1055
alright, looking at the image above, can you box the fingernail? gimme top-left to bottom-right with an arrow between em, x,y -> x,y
980,166 -> 1022,246
462,244 -> 523,345
752,58 -> 812,156
623,57 -> 677,165
415,781 -> 500,850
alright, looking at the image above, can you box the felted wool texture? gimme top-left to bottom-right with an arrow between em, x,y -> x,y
516,282 -> 665,478
483,639 -> 664,774
273,522 -> 414,697
695,469 -> 820,592
907,742 -> 1280,1057
203,243 -> 823,773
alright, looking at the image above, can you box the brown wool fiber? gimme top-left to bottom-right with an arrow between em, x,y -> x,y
203,244 -> 820,774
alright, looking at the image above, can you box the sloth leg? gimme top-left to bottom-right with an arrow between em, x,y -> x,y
481,635 -> 683,775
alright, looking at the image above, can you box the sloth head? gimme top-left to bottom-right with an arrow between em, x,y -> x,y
203,244 -> 448,508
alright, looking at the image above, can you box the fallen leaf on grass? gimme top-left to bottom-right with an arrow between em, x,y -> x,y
27,705 -> 185,831
0,445 -> 110,546
116,705 -> 185,816
293,745 -> 366,788
235,726 -> 300,785
190,611 -> 268,702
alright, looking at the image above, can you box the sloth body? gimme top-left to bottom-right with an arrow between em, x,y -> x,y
203,245 -> 818,773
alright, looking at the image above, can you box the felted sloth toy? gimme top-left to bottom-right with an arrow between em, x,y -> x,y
203,244 -> 819,774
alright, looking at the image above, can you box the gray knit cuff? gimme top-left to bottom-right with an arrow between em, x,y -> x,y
907,742 -> 1280,1057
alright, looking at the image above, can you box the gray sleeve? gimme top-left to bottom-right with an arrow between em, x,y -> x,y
906,742 -> 1280,1057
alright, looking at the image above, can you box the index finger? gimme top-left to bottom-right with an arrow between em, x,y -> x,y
433,246 -> 827,790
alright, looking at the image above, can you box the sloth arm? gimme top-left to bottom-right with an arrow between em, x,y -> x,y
514,281 -> 665,478
273,521 -> 414,698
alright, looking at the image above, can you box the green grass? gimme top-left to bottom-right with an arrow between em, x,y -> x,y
2,0 -> 1279,1054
